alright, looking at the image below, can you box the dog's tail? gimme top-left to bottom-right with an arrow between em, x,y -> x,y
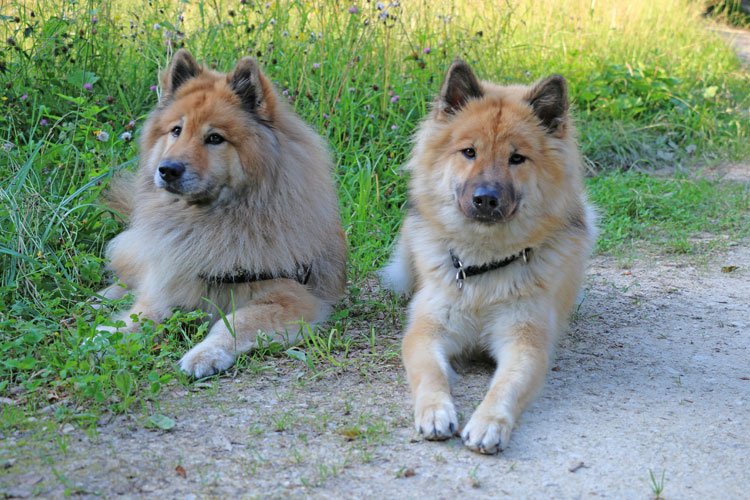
103,170 -> 137,218
379,236 -> 415,296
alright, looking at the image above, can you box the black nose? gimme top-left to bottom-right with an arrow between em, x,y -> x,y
472,185 -> 500,216
158,160 -> 185,182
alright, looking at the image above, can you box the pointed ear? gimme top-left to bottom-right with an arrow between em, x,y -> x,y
161,49 -> 201,98
229,57 -> 274,120
438,60 -> 483,116
526,75 -> 568,134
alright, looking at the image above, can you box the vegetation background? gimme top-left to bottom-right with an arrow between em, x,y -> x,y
0,0 -> 748,431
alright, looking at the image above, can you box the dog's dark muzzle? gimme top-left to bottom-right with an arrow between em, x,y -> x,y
458,182 -> 518,223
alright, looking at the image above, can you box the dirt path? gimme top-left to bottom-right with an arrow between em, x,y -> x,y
713,24 -> 750,66
2,243 -> 749,499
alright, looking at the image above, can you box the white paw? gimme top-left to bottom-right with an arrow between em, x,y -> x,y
179,342 -> 235,379
460,411 -> 513,454
414,395 -> 458,441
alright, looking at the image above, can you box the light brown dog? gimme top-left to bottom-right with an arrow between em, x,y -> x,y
382,61 -> 596,453
98,49 -> 347,378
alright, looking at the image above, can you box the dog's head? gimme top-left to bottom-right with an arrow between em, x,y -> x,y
410,61 -> 578,235
141,49 -> 280,205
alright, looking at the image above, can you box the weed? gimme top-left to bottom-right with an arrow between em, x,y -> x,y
648,469 -> 667,499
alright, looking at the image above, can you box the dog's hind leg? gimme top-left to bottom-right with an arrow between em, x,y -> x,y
96,295 -> 170,335
403,312 -> 459,441
178,280 -> 326,379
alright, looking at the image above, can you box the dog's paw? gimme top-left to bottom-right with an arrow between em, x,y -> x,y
414,395 -> 458,441
179,343 -> 235,379
460,411 -> 513,454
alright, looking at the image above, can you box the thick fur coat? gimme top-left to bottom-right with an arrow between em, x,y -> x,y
383,61 -> 596,453
100,50 -> 347,378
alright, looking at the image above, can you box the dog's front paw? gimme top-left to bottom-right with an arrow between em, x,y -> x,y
461,410 -> 513,454
414,394 -> 458,441
179,342 -> 235,379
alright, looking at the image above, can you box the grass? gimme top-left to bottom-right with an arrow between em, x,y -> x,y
648,469 -> 667,499
0,0 -> 749,424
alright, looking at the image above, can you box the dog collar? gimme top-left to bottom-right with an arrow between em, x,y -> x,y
200,263 -> 311,286
450,248 -> 531,290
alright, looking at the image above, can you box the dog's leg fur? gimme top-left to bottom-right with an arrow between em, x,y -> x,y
179,280 -> 324,379
461,321 -> 551,454
96,295 -> 170,334
402,311 -> 459,440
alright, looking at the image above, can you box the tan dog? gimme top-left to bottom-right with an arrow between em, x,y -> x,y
382,61 -> 596,453
99,49 -> 347,378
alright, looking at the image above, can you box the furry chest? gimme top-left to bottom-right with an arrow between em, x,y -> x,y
419,284 -> 515,346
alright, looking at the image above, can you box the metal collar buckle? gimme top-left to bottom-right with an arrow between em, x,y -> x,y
454,258 -> 466,290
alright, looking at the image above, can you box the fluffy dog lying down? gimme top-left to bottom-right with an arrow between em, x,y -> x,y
383,61 -> 596,453
98,49 -> 347,378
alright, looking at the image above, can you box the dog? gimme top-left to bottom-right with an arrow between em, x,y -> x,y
382,61 -> 596,454
98,49 -> 347,378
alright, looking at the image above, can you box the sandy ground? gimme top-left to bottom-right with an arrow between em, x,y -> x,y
2,241 -> 749,500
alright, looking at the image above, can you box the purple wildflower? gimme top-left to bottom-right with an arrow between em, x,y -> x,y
150,85 -> 158,91
312,62 -> 320,69
391,125 -> 397,130
348,6 -> 358,13
92,16 -> 98,24
323,113 -> 329,119
348,87 -> 355,92
390,95 -> 400,103
83,83 -> 93,91
423,46 -> 431,54
21,94 -> 28,100
40,119 -> 48,126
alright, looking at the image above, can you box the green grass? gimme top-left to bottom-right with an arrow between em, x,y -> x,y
0,0 -> 749,420
588,172 -> 750,253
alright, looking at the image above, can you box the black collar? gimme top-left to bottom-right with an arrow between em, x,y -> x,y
450,248 -> 531,289
199,263 -> 311,286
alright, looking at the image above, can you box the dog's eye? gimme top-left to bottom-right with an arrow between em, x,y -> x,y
171,126 -> 182,137
206,133 -> 225,145
509,153 -> 526,165
461,147 -> 476,159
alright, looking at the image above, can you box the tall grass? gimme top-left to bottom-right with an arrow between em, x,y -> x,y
0,0 -> 748,412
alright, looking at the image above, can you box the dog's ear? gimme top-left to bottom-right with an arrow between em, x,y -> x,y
438,60 -> 483,116
229,57 -> 275,121
161,49 -> 201,98
526,75 -> 569,134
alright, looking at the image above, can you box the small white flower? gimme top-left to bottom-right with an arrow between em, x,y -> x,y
96,131 -> 110,142
153,23 -> 161,30
270,18 -> 276,25
376,2 -> 385,9
119,132 -> 132,141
